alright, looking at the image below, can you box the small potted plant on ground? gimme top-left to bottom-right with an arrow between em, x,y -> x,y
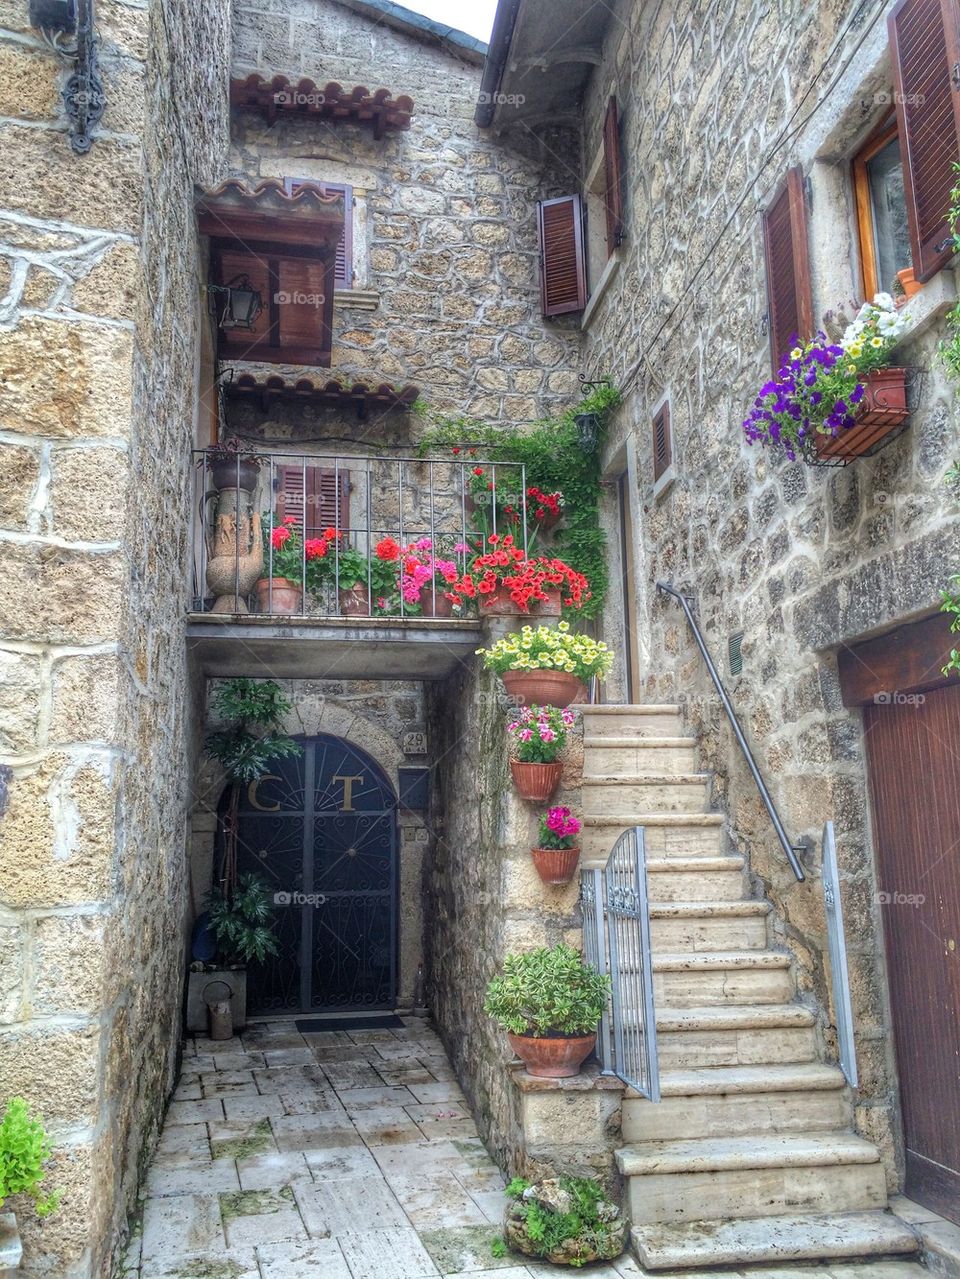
500,1175 -> 626,1266
0,1097 -> 60,1269
743,293 -> 910,465
531,806 -> 582,884
478,620 -> 612,707
507,704 -> 574,801
484,943 -> 610,1077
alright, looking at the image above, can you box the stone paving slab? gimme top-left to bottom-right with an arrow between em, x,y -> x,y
135,1021 -> 523,1279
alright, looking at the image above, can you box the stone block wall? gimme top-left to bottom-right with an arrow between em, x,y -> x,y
578,0 -> 960,1183
424,662 -> 583,1173
0,0 -> 230,1272
227,0 -> 583,426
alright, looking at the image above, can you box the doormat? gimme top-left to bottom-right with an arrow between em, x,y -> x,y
296,1014 -> 405,1032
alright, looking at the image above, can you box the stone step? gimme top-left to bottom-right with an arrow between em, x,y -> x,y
619,1132 -> 888,1224
623,1063 -> 850,1140
649,901 -> 770,951
583,735 -> 699,775
630,1210 -> 919,1270
581,813 -> 725,861
655,1004 -> 819,1068
581,774 -> 713,815
581,704 -> 684,736
580,853 -> 746,902
651,950 -> 793,1005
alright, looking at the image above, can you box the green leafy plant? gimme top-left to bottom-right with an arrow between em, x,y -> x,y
484,944 -> 610,1038
417,379 -> 621,618
205,679 -> 302,911
206,874 -> 280,966
490,1237 -> 507,1259
504,1175 -> 620,1267
940,164 -> 960,385
0,1099 -> 59,1218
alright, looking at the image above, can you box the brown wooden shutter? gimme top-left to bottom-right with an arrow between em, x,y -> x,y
762,167 -> 813,370
538,195 -> 587,316
278,465 -> 349,536
889,0 -> 960,282
653,400 -> 672,480
285,179 -> 353,287
603,96 -> 625,254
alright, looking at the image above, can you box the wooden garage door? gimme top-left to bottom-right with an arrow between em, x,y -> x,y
863,680 -> 960,1222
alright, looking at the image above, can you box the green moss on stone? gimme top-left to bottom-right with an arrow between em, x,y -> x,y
209,1118 -> 272,1162
219,1188 -> 288,1220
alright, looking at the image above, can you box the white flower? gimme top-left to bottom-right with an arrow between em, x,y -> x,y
873,291 -> 895,312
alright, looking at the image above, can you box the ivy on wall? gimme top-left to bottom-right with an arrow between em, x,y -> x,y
416,380 -> 621,619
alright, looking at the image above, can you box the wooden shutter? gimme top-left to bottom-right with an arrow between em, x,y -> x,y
278,465 -> 349,537
603,96 -> 625,254
216,249 -> 336,366
762,167 -> 813,370
285,179 -> 353,287
889,0 -> 960,281
538,195 -> 587,316
653,400 -> 672,481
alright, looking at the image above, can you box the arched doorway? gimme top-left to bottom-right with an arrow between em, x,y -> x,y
223,734 -> 399,1015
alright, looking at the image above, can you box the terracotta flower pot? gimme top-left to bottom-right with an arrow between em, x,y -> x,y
210,457 -> 260,493
896,267 -> 923,304
507,1031 -> 596,1078
510,759 -> 562,802
503,669 -> 585,709
419,584 -> 455,617
535,587 -> 563,616
530,845 -> 580,885
254,577 -> 302,614
339,584 -> 371,616
480,586 -> 526,616
812,368 -> 909,464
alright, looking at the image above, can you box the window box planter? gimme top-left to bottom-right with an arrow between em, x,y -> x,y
511,760 -> 562,801
530,844 -> 581,885
503,669 -> 585,708
807,367 -> 910,466
507,1031 -> 596,1078
254,577 -> 303,613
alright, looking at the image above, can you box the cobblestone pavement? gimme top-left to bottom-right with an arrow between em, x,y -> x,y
126,1017 -> 643,1279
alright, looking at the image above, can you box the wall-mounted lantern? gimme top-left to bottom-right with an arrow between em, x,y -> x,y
31,0 -> 104,154
209,275 -> 264,331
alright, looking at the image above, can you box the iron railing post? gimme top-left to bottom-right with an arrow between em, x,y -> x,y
822,820 -> 858,1086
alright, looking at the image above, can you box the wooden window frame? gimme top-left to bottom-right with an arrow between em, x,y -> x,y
852,114 -> 903,301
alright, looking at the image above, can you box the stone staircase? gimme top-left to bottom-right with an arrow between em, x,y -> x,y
581,703 -> 925,1274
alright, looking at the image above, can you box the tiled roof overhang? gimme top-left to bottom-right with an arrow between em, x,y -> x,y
224,372 -> 420,416
231,75 -> 414,136
196,178 -> 345,248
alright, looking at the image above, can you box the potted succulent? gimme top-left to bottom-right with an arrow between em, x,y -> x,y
531,806 -> 582,884
743,294 -> 909,465
446,535 -> 590,617
484,943 -> 610,1077
507,704 -> 575,801
0,1097 -> 59,1269
501,1176 -> 626,1266
478,620 -> 612,707
201,437 -> 263,494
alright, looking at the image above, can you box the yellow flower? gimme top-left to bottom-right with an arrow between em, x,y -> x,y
790,346 -> 803,360
870,336 -> 883,348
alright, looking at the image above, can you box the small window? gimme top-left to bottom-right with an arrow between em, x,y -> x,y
583,97 -> 625,295
284,178 -> 353,288
652,401 -> 672,481
853,119 -> 913,299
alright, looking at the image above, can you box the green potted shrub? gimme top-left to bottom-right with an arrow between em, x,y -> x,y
190,679 -> 302,1032
484,943 -> 610,1078
0,1097 -> 59,1269
500,1175 -> 626,1266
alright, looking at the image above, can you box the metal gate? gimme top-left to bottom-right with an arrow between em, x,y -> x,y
229,734 -> 398,1014
581,826 -> 660,1100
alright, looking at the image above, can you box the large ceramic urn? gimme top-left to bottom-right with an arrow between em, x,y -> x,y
205,487 -> 263,613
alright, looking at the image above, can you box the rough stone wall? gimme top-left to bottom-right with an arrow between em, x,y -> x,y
228,0 -> 582,424
189,678 -> 429,1008
0,0 -> 230,1272
579,0 -> 960,1184
424,664 -> 583,1172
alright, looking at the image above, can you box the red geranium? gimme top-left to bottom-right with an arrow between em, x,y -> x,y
271,526 -> 291,549
445,534 -> 590,613
375,537 -> 401,561
304,538 -> 328,560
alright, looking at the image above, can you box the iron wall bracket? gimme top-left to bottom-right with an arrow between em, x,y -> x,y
33,0 -> 105,153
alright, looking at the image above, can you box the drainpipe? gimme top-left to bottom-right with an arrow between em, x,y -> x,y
475,0 -> 523,128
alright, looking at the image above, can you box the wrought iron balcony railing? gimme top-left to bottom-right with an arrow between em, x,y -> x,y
191,448 -> 537,619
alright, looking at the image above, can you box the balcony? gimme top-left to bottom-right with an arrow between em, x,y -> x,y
188,448 -> 537,680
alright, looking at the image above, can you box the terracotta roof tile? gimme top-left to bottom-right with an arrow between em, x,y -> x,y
225,372 -> 420,414
231,75 -> 414,136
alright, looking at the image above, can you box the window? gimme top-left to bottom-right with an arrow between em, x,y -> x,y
854,118 -> 913,298
276,464 -> 349,535
537,195 -> 587,316
284,179 -> 353,288
652,400 -> 672,482
762,167 -> 813,370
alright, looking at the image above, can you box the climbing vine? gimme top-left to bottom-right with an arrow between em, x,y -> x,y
417,379 -> 621,619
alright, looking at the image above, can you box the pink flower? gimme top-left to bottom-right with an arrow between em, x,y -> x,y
539,728 -> 556,742
519,728 -> 533,742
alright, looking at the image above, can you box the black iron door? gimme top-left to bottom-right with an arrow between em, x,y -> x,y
231,734 -> 398,1014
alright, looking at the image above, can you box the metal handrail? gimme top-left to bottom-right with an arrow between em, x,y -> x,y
656,582 -> 807,882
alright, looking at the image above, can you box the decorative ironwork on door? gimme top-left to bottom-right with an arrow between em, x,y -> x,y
580,826 -> 660,1100
227,734 -> 398,1013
